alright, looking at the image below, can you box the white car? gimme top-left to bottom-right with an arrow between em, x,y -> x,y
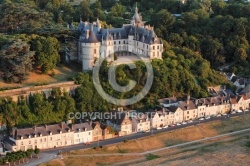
205,116 -> 210,119
199,118 -> 205,121
231,111 -> 236,114
162,126 -> 168,129
244,109 -> 249,112
182,121 -> 187,125
222,113 -> 227,116
176,123 -> 182,126
216,114 -> 221,117
187,120 -> 193,123
236,110 -> 243,113
156,127 -> 162,130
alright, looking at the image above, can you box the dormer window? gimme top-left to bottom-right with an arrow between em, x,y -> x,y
85,128 -> 87,131
20,136 -> 23,140
40,133 -> 42,137
34,134 -> 37,138
49,131 -> 52,135
59,130 -> 62,134
78,128 -> 81,132
28,134 -> 31,138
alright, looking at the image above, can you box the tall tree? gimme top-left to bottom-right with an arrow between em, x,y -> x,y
0,39 -> 34,83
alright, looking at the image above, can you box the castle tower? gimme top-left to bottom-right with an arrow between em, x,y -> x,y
81,24 -> 100,71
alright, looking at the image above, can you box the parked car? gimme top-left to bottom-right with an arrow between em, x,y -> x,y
222,113 -> 227,116
205,116 -> 211,119
187,120 -> 193,123
236,110 -> 243,113
156,127 -> 162,130
182,121 -> 187,125
199,117 -> 205,120
244,109 -> 249,112
169,124 -> 176,127
162,126 -> 168,129
216,114 -> 221,117
176,123 -> 181,126
231,111 -> 236,114
143,130 -> 150,133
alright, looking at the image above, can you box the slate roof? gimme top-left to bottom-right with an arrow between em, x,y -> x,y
78,6 -> 162,45
72,123 -> 92,132
240,84 -> 250,94
107,112 -> 130,125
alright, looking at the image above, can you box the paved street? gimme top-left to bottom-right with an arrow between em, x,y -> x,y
23,111 -> 250,166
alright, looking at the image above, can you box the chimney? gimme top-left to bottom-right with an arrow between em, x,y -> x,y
90,120 -> 93,128
86,30 -> 90,39
12,127 -> 17,138
61,122 -> 64,129
195,99 -> 198,106
187,95 -> 190,105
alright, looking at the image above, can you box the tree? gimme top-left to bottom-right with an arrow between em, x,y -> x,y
34,148 -> 40,158
234,47 -> 247,62
0,39 -> 35,83
31,36 -> 60,73
150,9 -> 175,38
110,3 -> 126,17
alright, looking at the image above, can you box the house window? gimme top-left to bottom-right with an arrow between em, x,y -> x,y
44,138 -> 46,142
123,40 -> 125,44
147,45 -> 148,49
29,141 -> 31,144
114,41 -> 116,44
50,137 -> 52,141
34,140 -> 37,144
89,132 -> 91,135
157,46 -> 159,49
119,41 -> 120,44
137,42 -> 138,46
21,142 -> 23,145
40,139 -> 42,143
153,46 -> 155,50
187,111 -> 189,114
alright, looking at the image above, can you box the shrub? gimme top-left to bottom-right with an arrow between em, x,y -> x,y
246,141 -> 250,148
124,139 -> 128,143
146,153 -> 160,160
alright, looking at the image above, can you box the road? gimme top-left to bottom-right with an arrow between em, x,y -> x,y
23,111 -> 250,166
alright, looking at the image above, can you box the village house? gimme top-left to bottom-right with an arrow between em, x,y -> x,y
148,110 -> 165,128
5,122 -> 74,151
91,122 -> 103,141
158,97 -> 179,108
131,113 -> 150,132
106,111 -> 132,136
72,123 -> 93,144
100,123 -> 114,139
167,106 -> 184,123
177,97 -> 197,121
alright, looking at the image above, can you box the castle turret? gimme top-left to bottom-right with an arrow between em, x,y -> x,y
81,24 -> 100,71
